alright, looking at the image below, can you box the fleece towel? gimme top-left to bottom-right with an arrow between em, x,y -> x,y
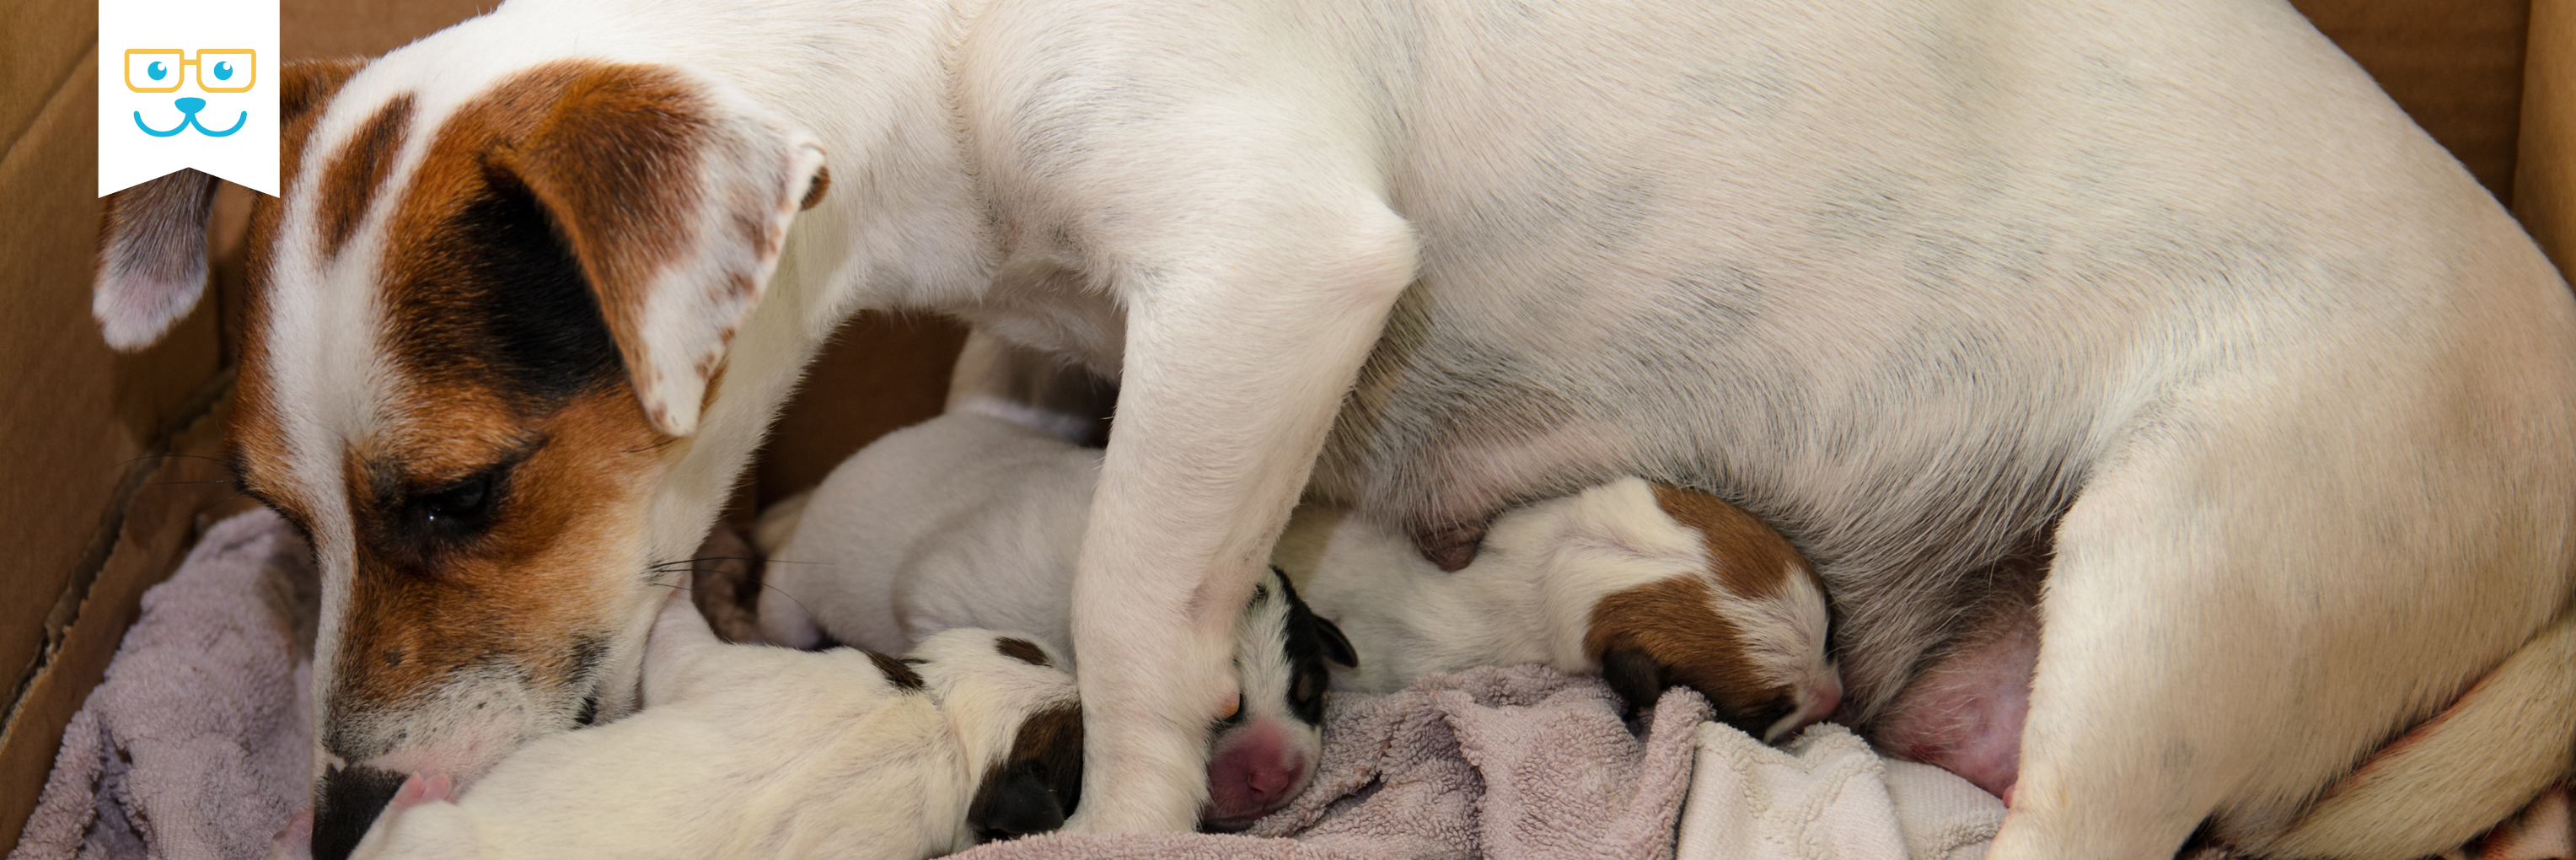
1676,720 -> 2004,860
11,509 -> 315,860
957,664 -> 1711,860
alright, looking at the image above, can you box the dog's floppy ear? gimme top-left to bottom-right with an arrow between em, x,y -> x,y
94,169 -> 220,350
94,59 -> 362,351
486,66 -> 827,436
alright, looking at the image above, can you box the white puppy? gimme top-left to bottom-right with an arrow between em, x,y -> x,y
759,411 -> 1355,830
1271,476 -> 1842,741
345,595 -> 1083,859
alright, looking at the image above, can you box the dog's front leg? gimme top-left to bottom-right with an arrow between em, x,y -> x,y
1063,204 -> 1416,833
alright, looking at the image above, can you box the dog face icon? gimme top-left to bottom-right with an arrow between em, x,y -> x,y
125,48 -> 254,137
97,2 -> 277,197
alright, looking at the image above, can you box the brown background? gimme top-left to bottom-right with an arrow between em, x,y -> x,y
2,0 -> 2567,844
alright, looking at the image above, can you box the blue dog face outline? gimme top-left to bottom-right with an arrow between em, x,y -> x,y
136,96 -> 248,137
123,48 -> 255,137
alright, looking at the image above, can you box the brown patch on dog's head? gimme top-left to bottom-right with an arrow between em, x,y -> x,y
968,704 -> 1085,842
994,637 -> 1052,667
317,94 -> 415,258
1585,485 -> 1831,738
866,651 -> 927,691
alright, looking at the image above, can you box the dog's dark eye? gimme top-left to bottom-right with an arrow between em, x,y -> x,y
407,467 -> 503,541
421,476 -> 489,521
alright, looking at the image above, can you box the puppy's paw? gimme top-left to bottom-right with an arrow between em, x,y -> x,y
2475,785 -> 2572,860
266,810 -> 314,860
388,773 -> 455,812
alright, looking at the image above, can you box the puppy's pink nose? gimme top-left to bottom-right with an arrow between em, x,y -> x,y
1809,679 -> 1843,722
1243,756 -> 1296,798
1201,718 -> 1314,829
1766,675 -> 1846,742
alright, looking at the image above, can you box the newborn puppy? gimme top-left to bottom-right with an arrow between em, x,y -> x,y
342,594 -> 1082,859
759,411 -> 1354,829
1272,476 -> 1842,742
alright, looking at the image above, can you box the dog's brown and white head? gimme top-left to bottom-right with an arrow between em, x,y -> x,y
94,46 -> 826,859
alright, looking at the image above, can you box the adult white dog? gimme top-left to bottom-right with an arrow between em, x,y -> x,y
93,0 -> 2576,857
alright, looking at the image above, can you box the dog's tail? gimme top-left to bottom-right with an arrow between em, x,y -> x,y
2251,605 -> 2576,859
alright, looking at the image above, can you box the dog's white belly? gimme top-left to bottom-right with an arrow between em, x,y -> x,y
1209,0 -> 2571,721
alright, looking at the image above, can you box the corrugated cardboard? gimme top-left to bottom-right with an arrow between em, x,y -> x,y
2519,0 -> 2576,270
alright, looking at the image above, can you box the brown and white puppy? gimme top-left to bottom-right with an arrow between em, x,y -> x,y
92,0 -> 2576,857
339,594 -> 1083,859
1271,476 -> 1841,741
756,411 -> 1356,830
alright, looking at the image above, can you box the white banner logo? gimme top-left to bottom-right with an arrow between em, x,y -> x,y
99,0 -> 280,196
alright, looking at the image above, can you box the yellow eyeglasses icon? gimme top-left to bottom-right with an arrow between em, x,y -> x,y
124,49 -> 257,94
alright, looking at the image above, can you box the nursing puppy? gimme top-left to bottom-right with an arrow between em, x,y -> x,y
1269,477 -> 1843,741
342,594 -> 1083,859
93,0 -> 2576,855
759,411 -> 1355,829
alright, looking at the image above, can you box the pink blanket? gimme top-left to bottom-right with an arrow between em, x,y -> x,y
12,510 -> 314,860
958,665 -> 1711,860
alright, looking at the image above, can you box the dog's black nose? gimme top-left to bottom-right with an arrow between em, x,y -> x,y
311,764 -> 406,860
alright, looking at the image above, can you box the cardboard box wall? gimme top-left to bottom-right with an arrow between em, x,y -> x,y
0,0 -> 2563,846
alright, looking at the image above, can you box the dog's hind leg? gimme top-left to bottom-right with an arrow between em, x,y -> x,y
2244,608 -> 2576,858
1988,368 -> 2576,860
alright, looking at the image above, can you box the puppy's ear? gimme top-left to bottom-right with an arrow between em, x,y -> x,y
94,59 -> 362,351
487,65 -> 827,436
970,704 -> 1084,842
1598,646 -> 1668,717
1312,615 -> 1359,669
976,765 -> 1069,840
1267,568 -> 1358,668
